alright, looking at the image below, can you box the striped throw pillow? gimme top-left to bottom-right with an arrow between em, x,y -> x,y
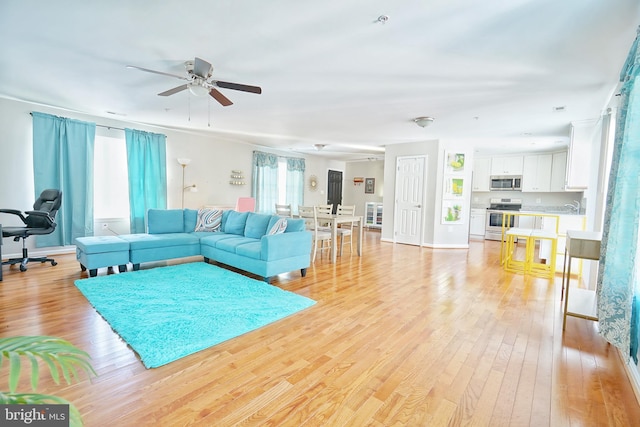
268,217 -> 287,235
195,209 -> 223,232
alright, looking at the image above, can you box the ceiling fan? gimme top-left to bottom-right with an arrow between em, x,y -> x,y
126,57 -> 261,106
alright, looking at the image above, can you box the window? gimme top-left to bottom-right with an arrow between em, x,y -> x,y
94,135 -> 130,219
252,151 -> 304,213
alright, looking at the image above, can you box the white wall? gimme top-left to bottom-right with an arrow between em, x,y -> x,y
433,140 -> 477,248
303,160 -> 351,207
343,160 -> 384,217
0,97 -> 346,258
382,140 -> 440,245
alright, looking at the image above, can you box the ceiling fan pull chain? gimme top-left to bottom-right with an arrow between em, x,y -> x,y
208,97 -> 211,127
188,94 -> 191,122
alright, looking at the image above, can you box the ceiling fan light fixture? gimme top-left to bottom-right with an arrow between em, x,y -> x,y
414,116 -> 435,128
188,83 -> 210,97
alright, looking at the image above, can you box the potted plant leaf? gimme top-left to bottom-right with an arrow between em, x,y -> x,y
0,336 -> 96,427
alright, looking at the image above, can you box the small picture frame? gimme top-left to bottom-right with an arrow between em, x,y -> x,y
441,200 -> 464,224
445,152 -> 465,174
443,177 -> 464,199
365,178 -> 375,194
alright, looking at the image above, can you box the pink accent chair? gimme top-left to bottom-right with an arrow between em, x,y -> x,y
235,197 -> 256,212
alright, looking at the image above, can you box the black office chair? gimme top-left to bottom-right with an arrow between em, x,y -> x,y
1,189 -> 62,272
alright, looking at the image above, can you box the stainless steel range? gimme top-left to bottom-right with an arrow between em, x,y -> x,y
485,198 -> 522,241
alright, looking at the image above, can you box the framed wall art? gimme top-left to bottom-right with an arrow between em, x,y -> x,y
443,177 -> 464,198
445,152 -> 465,174
365,178 -> 375,194
441,200 -> 464,224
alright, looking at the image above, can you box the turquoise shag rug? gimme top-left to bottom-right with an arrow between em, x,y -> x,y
74,263 -> 315,368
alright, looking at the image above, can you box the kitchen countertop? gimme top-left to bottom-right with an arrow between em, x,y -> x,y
520,206 -> 585,215
470,205 -> 585,215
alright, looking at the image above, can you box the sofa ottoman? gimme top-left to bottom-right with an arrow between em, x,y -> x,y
119,232 -> 201,271
75,236 -> 130,277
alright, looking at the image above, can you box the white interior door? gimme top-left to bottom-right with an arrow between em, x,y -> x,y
394,156 -> 426,245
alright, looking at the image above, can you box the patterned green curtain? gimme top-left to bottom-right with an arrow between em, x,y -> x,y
251,151 -> 279,214
597,28 -> 640,361
285,157 -> 305,215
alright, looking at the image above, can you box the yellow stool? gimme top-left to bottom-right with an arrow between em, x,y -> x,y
529,229 -> 558,279
504,228 -> 533,274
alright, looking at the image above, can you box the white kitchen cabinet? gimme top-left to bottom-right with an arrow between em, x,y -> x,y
517,213 -> 543,229
550,151 -> 568,192
469,208 -> 486,236
490,155 -> 523,175
365,202 -> 383,228
522,154 -> 552,192
472,158 -> 491,191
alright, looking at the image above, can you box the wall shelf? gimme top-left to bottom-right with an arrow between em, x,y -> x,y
230,170 -> 246,185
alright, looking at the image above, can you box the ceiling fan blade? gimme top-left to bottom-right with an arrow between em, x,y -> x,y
193,57 -> 213,79
214,80 -> 262,94
209,88 -> 233,106
158,84 -> 188,96
126,65 -> 189,81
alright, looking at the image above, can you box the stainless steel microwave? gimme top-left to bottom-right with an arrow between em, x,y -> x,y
490,175 -> 522,191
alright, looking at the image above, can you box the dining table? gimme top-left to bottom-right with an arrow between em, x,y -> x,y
318,214 -> 364,263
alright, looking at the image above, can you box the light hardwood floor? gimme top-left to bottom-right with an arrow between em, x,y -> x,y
1,231 -> 639,426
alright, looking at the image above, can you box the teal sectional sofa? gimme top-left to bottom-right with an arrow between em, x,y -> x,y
75,209 -> 312,282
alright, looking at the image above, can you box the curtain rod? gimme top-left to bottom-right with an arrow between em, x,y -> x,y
96,124 -> 125,131
29,112 -> 125,131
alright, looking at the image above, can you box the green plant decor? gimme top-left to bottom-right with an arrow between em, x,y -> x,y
0,336 -> 96,427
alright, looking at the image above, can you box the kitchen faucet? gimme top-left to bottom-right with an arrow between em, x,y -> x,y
564,200 -> 580,213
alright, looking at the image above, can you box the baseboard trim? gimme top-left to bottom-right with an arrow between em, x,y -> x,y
422,243 -> 469,249
619,348 -> 640,405
378,238 -> 469,249
3,246 -> 76,260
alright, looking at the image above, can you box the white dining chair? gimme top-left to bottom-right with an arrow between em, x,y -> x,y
315,204 -> 333,228
336,204 -> 356,256
298,205 -> 332,262
275,203 -> 293,217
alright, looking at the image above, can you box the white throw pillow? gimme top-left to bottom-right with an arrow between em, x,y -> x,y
195,209 -> 223,232
268,217 -> 287,235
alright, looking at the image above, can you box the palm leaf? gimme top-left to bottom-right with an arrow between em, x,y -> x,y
0,336 -> 96,393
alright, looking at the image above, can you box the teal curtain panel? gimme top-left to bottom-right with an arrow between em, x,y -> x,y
125,128 -> 167,234
31,111 -> 95,246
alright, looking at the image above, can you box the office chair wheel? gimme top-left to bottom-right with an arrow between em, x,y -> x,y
19,264 -> 27,272
51,261 -> 58,266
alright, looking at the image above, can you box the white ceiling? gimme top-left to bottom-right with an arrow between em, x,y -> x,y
1,1 -> 638,161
